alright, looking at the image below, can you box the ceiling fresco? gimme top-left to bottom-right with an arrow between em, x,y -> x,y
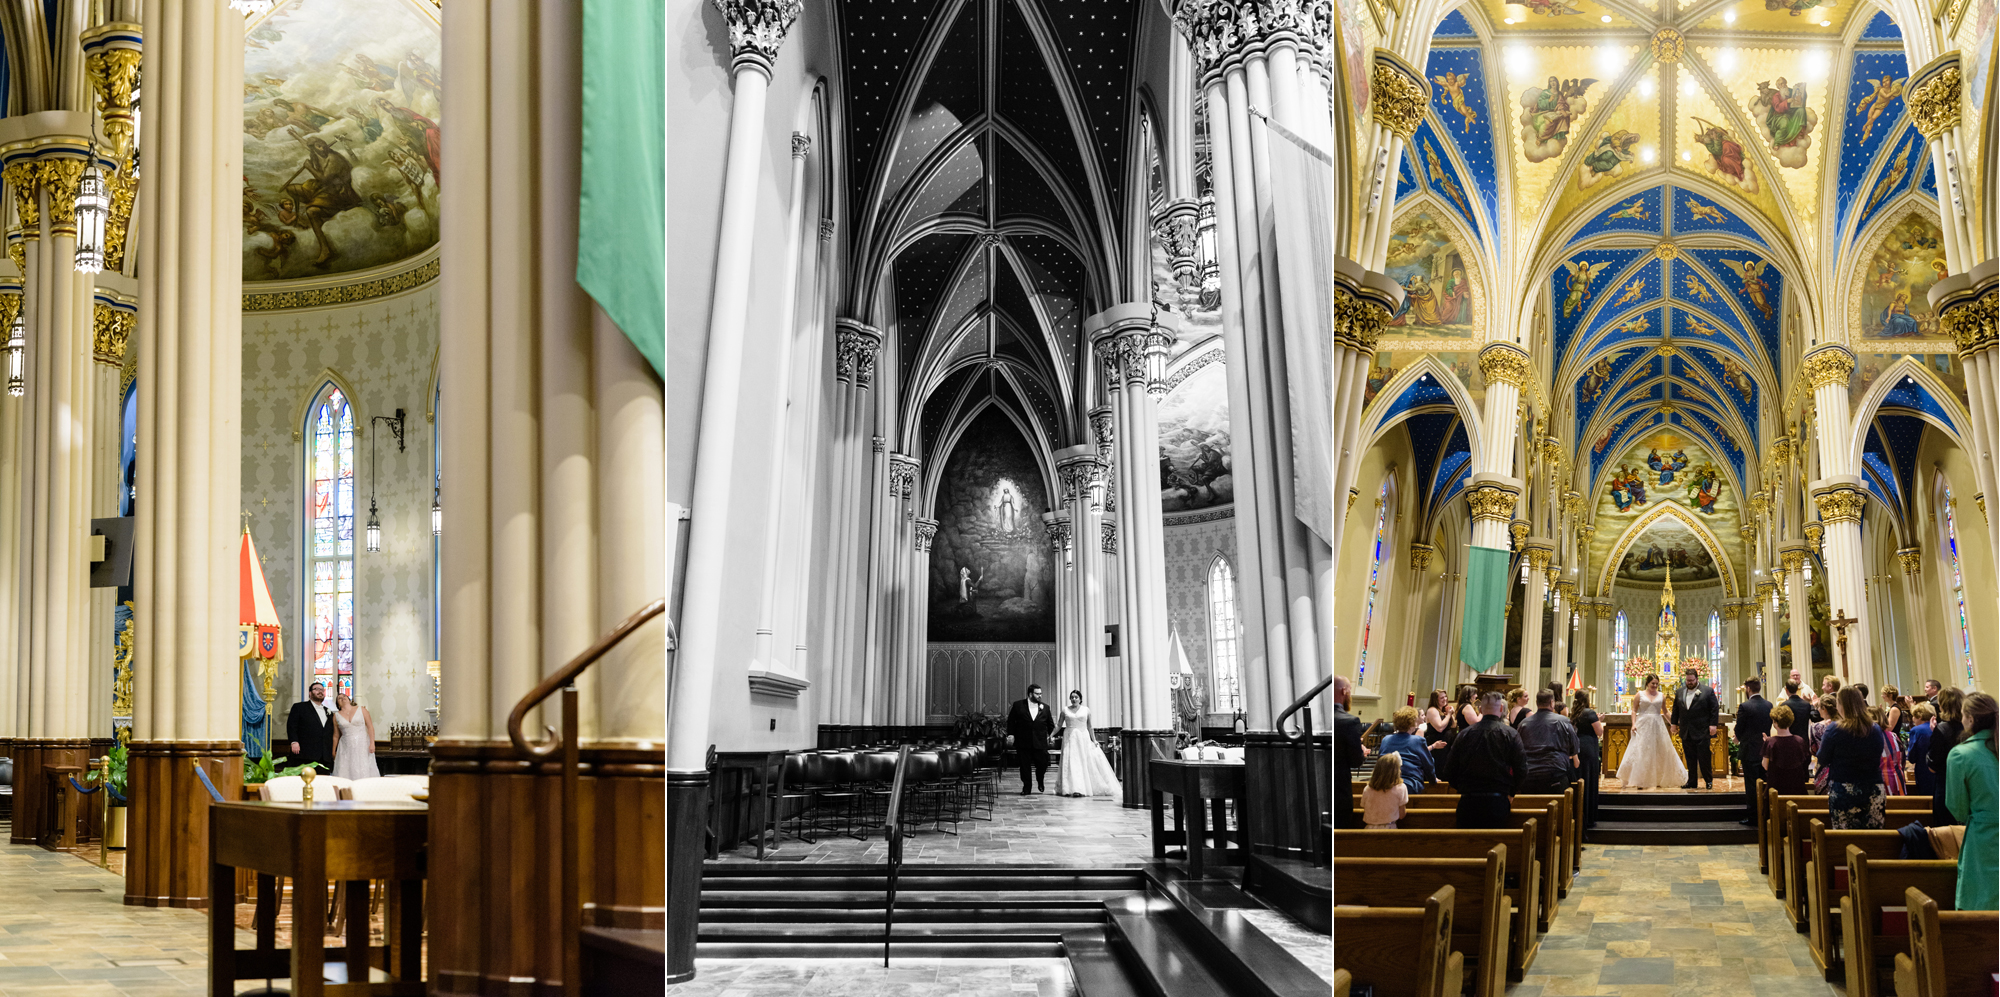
240,0 -> 440,282
1591,428 -> 1743,595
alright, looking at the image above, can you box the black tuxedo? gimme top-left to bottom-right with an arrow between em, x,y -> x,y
286,700 -> 335,770
1784,694 -> 1813,730
1007,698 -> 1056,792
1671,682 -> 1720,787
1734,695 -> 1774,820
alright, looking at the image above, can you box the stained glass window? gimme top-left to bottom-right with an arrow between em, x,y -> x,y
1208,556 -> 1241,714
1614,611 -> 1629,694
308,385 -> 356,700
1944,486 -> 1973,683
1708,610 -> 1722,670
1358,486 -> 1388,688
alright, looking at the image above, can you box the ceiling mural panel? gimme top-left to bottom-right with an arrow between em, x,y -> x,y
1684,248 -> 1781,356
1589,406 -> 1663,484
1424,42 -> 1502,234
1674,72 -> 1792,238
1411,122 -> 1485,238
1615,514 -> 1723,586
1695,45 -> 1832,242
1158,361 -> 1233,513
1382,208 -> 1484,338
1668,187 -> 1767,246
1690,0 -> 1864,34
1575,345 -> 1645,435
1851,353 -> 1968,411
241,0 -> 440,281
1579,185 -> 1665,237
1673,409 -> 1747,486
1476,0 -> 1642,29
1834,49 -> 1911,236
1592,427 -> 1743,593
1849,127 -> 1927,241
1552,247 -> 1647,355
1502,45 -> 1606,257
1959,0 -> 1995,222
1849,207 -> 1948,344
1678,346 -> 1759,436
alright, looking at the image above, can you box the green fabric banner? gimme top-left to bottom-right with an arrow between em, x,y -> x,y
1460,545 -> 1512,674
578,0 -> 665,376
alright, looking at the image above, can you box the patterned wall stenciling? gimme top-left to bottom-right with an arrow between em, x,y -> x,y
1163,512 -> 1238,715
925,643 -> 1058,724
242,281 -> 440,728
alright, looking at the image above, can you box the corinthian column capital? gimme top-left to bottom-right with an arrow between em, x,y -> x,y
913,517 -> 938,553
1477,341 -> 1534,389
834,318 -> 883,388
1800,344 -> 1856,390
1930,263 -> 1999,359
1906,54 -> 1962,139
887,453 -> 921,499
712,0 -> 803,76
1170,0 -> 1329,84
80,24 -> 143,165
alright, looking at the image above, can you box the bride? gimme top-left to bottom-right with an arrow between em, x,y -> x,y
1055,691 -> 1121,798
1616,673 -> 1687,790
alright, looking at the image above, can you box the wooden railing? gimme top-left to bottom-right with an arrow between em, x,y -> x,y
1276,674 -> 1332,867
507,598 -> 666,997
880,745 -> 912,967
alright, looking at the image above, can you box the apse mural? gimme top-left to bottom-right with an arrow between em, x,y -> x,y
1855,211 -> 1948,341
241,0 -> 441,281
928,410 -> 1056,642
1158,361 -> 1233,512
1382,210 -> 1480,337
1616,516 -> 1722,585
1593,429 -> 1743,594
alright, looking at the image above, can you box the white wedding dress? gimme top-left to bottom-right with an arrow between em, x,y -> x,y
1616,689 -> 1687,789
331,707 -> 380,780
1055,705 -> 1121,798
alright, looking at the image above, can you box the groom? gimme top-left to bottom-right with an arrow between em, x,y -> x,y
1671,666 -> 1720,790
1005,684 -> 1056,794
285,680 -> 336,770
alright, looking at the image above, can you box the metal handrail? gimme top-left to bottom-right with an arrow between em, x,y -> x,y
1274,673 -> 1333,867
1276,673 -> 1333,740
881,745 -> 911,967
504,597 -> 666,997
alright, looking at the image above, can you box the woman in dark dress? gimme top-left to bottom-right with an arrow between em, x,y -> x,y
1571,690 -> 1603,829
1818,687 -> 1887,829
1422,689 -> 1455,773
1762,703 -> 1812,796
1928,687 -> 1965,823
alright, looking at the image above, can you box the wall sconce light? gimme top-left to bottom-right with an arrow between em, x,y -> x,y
431,485 -> 441,537
4,311 -> 22,397
73,155 -> 109,274
366,409 -> 406,554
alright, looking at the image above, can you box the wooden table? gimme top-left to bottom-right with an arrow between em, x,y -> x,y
209,800 -> 428,997
1147,759 -> 1246,880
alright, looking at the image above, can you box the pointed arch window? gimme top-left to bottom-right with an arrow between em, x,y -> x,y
1708,610 -> 1723,673
306,384 -> 357,699
1943,485 -> 1973,683
1359,484 -> 1389,688
1208,556 -> 1241,714
1614,611 -> 1630,694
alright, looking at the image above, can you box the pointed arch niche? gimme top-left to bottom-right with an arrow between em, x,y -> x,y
1596,501 -> 1741,602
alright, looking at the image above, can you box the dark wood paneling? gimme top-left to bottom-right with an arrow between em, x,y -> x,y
9,739 -> 92,847
665,771 -> 707,985
123,740 -> 245,908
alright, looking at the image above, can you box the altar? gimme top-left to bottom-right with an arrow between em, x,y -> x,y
1599,711 -> 1733,775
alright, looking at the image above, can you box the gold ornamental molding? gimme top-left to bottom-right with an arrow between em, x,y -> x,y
1409,542 -> 1435,571
1653,241 -> 1679,261
1905,55 -> 1962,140
80,23 -> 142,164
91,302 -> 133,367
1465,483 -> 1521,523
1800,344 -> 1855,390
1477,341 -> 1533,388
1803,521 -> 1823,548
243,251 -> 440,312
1650,28 -> 1684,63
1369,50 -> 1429,141
1896,546 -> 1922,575
1811,487 -> 1865,525
1940,288 -> 1998,357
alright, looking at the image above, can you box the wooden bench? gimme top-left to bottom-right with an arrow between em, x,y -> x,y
1333,847 -> 1511,997
1332,884 -> 1464,997
1893,888 -> 1999,997
1761,792 -> 1932,891
1359,782 -> 1582,894
1333,968 -> 1351,997
1802,822 -> 1909,978
1837,845 -> 1959,997
1334,827 -> 1541,980
1362,802 -> 1562,935
1780,800 -> 1939,928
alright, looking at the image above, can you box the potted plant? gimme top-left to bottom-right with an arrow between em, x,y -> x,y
954,708 -> 1004,755
104,744 -> 128,849
245,754 -> 325,799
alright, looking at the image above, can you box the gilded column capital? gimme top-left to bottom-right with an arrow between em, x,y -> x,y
80,24 -> 143,164
1754,581 -> 1779,602
1171,0 -> 1330,85
711,0 -> 803,76
1802,521 -> 1823,548
1539,435 -> 1565,470
1780,548 -> 1808,572
1521,541 -> 1554,573
1477,341 -> 1534,389
1409,542 -> 1435,571
1508,519 -> 1531,548
1596,601 -> 1618,620
1335,260 -> 1400,356
1895,546 -> 1922,575
1100,520 -> 1117,555
1576,521 -> 1595,545
1553,579 -> 1577,602
913,517 -> 939,553
834,318 -> 882,389
1154,198 -> 1203,312
1769,435 -> 1794,464
39,157 -> 85,236
1043,514 -> 1072,554
1465,483 -> 1520,524
1906,61 -> 1962,139
3,161 -> 40,238
887,453 -> 921,500
1369,50 -> 1430,141
1739,523 -> 1757,545
105,167 -> 136,272
1811,486 -> 1865,524
1800,344 -> 1856,390
1563,490 -> 1582,518
1055,446 -> 1109,510
1089,406 -> 1115,462
1940,288 -> 1998,357
92,303 -> 133,367
1347,487 -> 1361,517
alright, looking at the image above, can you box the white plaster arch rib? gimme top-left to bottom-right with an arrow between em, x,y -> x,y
1845,355 -> 1971,472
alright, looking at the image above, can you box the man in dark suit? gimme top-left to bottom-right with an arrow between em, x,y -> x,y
286,680 -> 336,770
1333,677 -> 1367,828
1005,684 -> 1056,794
1671,666 -> 1720,789
1782,677 -> 1813,734
1733,678 -> 1773,824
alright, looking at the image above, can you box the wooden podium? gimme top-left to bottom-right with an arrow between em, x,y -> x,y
1600,713 -> 1733,775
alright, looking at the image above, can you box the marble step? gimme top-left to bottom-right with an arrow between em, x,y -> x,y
700,889 -> 1130,908
1106,910 -> 1234,997
1586,820 -> 1758,845
702,904 -> 1111,923
1065,930 -> 1147,997
1598,801 -> 1746,822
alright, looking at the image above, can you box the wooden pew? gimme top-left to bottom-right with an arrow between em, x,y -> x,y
1334,828 -> 1541,980
1778,798 -> 1936,925
1764,793 -> 1933,897
1358,782 -> 1583,893
1892,888 -> 1999,997
1802,821 -> 1909,979
1333,968 -> 1351,997
1333,847 -> 1511,997
1332,884 -> 1464,997
1837,845 -> 1958,997
1354,801 -> 1563,935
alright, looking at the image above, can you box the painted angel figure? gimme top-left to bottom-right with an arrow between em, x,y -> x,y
1614,277 -> 1647,306
1683,199 -> 1726,225
1852,76 -> 1905,145
1681,274 -> 1715,302
1580,130 -> 1641,186
1520,0 -> 1586,15
1582,355 -> 1615,402
1717,259 -> 1775,319
1432,71 -> 1479,130
1560,258 -> 1613,318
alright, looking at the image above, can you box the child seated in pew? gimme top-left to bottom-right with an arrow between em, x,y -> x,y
1379,707 -> 1436,796
1363,753 -> 1410,829
1763,704 -> 1811,797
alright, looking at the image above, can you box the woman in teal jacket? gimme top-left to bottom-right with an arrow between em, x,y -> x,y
1946,692 -> 1997,910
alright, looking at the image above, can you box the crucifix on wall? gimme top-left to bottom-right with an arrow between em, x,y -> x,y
1829,609 -> 1858,679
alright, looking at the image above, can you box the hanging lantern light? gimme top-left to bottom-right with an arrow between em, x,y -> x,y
431,486 -> 442,537
366,498 -> 382,553
72,158 -> 109,274
1195,193 -> 1220,310
4,311 -> 22,397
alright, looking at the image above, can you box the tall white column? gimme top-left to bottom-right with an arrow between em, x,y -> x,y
668,1 -> 799,769
1090,305 -> 1175,732
1056,447 -> 1111,723
1469,343 -> 1531,550
1896,546 -> 1931,682
1931,262 -> 1998,668
821,322 -> 880,724
0,291 -> 18,744
1801,344 -> 1872,687
1519,541 -> 1552,691
1780,556 -> 1809,678
1551,581 -> 1574,688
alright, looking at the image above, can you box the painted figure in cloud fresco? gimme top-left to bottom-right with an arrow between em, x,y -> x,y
1580,130 -> 1641,187
1519,77 -> 1595,163
1750,77 -> 1818,168
1648,448 -> 1690,486
1686,463 -> 1723,514
1692,119 -> 1757,193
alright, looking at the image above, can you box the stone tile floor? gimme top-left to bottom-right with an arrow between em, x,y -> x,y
1507,843 -> 1843,997
670,959 -> 1076,995
1596,775 -> 1748,793
708,784 -> 1166,865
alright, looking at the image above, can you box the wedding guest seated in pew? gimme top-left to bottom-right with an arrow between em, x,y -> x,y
1379,707 -> 1436,795
1363,754 -> 1410,829
1442,692 -> 1526,830
1946,691 -> 1995,910
1763,704 -> 1811,796
1334,676 -> 1369,829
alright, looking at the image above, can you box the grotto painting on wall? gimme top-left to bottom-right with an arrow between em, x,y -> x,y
1157,360 -> 1233,512
928,409 -> 1056,643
